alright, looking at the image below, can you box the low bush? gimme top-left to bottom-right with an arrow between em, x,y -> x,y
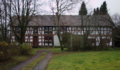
61,32 -> 71,50
0,41 -> 12,61
82,44 -> 93,51
0,41 -> 33,61
71,35 -> 83,51
10,41 -> 21,55
20,43 -> 32,55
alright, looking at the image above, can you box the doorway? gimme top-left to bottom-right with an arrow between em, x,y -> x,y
33,36 -> 38,46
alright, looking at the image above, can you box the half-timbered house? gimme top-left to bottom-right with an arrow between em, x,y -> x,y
10,15 -> 113,47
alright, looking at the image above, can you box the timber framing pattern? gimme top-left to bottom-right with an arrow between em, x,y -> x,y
10,15 -> 113,47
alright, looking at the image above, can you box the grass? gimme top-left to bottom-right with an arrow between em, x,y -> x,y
0,48 -> 39,70
33,47 -> 67,53
22,52 -> 47,70
47,51 -> 120,70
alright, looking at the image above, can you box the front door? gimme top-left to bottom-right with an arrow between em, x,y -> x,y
33,36 -> 38,46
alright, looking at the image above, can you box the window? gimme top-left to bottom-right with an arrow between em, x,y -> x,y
60,27 -> 67,31
45,27 -> 48,31
44,36 -> 53,46
49,37 -> 52,41
60,27 -> 63,31
49,27 -> 52,31
44,27 -> 53,35
45,37 -> 48,41
33,27 -> 38,34
64,27 -> 67,31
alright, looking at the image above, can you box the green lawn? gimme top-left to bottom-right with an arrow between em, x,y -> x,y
47,51 -> 120,70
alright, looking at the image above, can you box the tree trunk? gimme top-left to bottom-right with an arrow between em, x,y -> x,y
57,30 -> 64,51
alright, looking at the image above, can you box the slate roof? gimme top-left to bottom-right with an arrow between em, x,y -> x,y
12,15 -> 113,27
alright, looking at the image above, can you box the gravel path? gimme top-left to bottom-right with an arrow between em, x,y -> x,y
33,50 -> 53,70
10,50 -> 47,70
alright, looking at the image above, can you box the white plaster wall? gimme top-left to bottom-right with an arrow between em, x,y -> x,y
54,35 -> 60,46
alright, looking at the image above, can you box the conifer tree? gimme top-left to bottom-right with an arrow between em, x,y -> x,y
79,1 -> 87,15
100,1 -> 108,15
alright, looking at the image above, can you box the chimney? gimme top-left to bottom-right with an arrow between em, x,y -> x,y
56,12 -> 58,24
56,12 -> 58,18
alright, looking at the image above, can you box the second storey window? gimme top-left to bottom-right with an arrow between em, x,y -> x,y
44,27 -> 53,35
45,27 -> 48,31
33,27 -> 38,34
60,27 -> 67,31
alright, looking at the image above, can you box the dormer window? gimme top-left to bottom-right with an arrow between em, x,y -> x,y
33,27 -> 38,34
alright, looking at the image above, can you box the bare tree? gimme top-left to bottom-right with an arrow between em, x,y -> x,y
112,13 -> 120,27
4,0 -> 40,44
49,0 -> 80,50
0,0 -> 9,42
110,13 -> 120,47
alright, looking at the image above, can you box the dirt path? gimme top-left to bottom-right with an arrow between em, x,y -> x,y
10,50 -> 52,70
33,50 -> 53,70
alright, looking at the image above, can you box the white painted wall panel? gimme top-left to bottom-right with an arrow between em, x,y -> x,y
30,39 -> 33,42
39,27 -> 41,30
39,43 -> 41,46
96,31 -> 99,35
78,32 -> 80,35
38,31 -> 40,34
30,36 -> 33,38
110,42 -> 112,46
54,35 -> 60,46
53,31 -> 55,34
31,31 -> 33,34
39,40 -> 41,42
88,36 -> 92,39
53,27 -> 55,30
39,36 -> 41,38
25,36 -> 28,39
12,36 -> 15,38
42,31 -> 44,34
102,36 -> 106,39
69,27 -> 71,30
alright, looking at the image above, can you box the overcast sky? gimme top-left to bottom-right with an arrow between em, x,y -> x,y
40,0 -> 120,16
